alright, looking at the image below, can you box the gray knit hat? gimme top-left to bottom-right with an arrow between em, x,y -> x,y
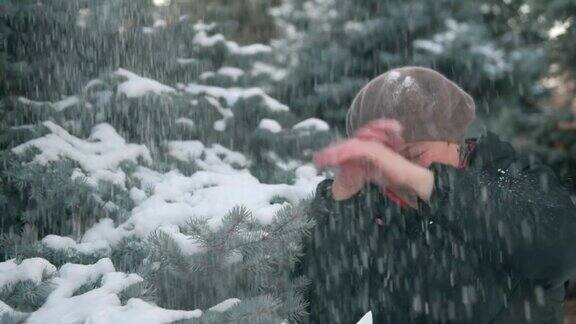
345,66 -> 476,143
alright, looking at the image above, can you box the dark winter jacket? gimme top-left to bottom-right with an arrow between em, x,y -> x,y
298,132 -> 576,323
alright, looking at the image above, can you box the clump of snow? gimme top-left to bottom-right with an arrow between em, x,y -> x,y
82,161 -> 322,246
166,140 -> 247,173
201,67 -> 245,82
52,96 -> 80,112
381,72 -> 421,101
292,118 -> 330,131
175,117 -> 195,128
258,119 -> 282,133
114,68 -> 175,98
130,187 -> 148,205
152,0 -> 170,7
192,30 -> 226,47
82,218 -> 127,248
549,19 -> 571,39
0,258 -> 57,289
193,21 -> 217,32
41,235 -> 111,255
46,258 -> 116,302
385,70 -> 402,83
199,71 -> 215,80
186,84 -> 289,112
25,258 -> 203,324
229,43 -> 272,56
413,40 -> 444,54
86,298 -> 203,324
166,140 -> 205,162
10,124 -> 35,130
208,298 -> 241,312
251,62 -> 287,81
264,151 -> 302,171
13,116 -> 322,248
193,29 -> 271,56
205,96 -> 234,119
217,67 -> 244,81
176,57 -> 197,65
17,96 -> 49,107
93,169 -> 128,188
205,144 -> 247,169
213,120 -> 227,132
71,168 -> 98,187
344,21 -> 365,35
402,76 -> 415,88
84,79 -> 106,91
202,97 -> 232,132
470,44 -> 510,78
76,8 -> 90,28
294,165 -> 322,189
158,225 -> 205,256
12,121 -> 152,189
153,20 -> 167,28
6,257 -> 206,324
253,202 -> 292,225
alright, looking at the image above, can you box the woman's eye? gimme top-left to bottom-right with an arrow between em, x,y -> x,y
406,152 -> 424,161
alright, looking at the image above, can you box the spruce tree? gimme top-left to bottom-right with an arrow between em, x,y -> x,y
0,1 -> 331,322
494,0 -> 576,192
270,0 -> 548,130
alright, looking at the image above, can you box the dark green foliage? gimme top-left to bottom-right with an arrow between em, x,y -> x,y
1,0 -> 332,183
144,203 -> 313,321
526,0 -> 576,75
497,107 -> 576,192
272,0 -> 549,128
172,295 -> 279,324
269,195 -> 290,205
0,0 -> 156,99
95,181 -> 134,224
0,150 -> 101,242
0,312 -> 28,324
7,240 -> 107,269
0,101 -> 52,151
118,280 -> 155,305
272,0 -> 576,195
110,237 -> 149,274
495,0 -> 576,193
0,280 -> 54,313
0,258 -> 150,317
71,275 -> 103,297
0,0 -> 332,319
0,116 -> 135,264
0,262 -> 55,314
179,0 -> 281,45
0,0 -> 280,101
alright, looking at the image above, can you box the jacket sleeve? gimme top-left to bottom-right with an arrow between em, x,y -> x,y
420,157 -> 576,289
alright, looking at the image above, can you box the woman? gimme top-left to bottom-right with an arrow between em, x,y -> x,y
299,66 -> 576,323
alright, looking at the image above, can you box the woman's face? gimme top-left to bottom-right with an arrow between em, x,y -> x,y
399,141 -> 460,168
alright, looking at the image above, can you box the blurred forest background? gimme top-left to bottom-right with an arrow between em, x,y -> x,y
2,0 -> 576,190
1,0 -> 576,322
